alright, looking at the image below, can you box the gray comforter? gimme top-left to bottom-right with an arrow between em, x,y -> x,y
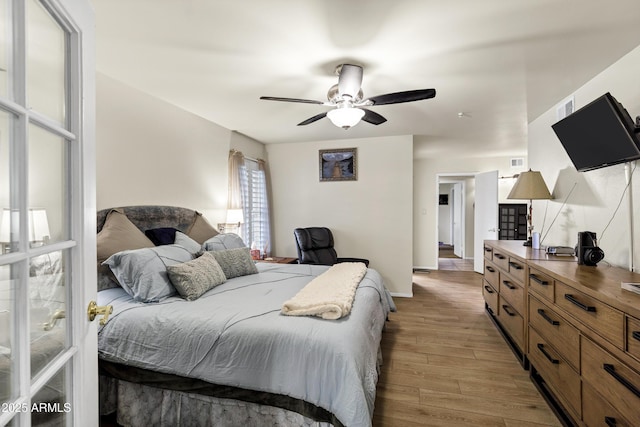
97,263 -> 395,427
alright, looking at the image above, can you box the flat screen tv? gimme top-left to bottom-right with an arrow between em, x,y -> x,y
551,92 -> 640,172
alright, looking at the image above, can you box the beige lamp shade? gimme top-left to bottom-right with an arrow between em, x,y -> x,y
507,170 -> 552,200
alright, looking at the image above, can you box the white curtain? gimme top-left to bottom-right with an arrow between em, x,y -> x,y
227,150 -> 245,210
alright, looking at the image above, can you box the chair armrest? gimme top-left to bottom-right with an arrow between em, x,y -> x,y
336,257 -> 370,267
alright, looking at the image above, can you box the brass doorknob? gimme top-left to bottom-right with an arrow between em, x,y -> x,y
87,300 -> 113,325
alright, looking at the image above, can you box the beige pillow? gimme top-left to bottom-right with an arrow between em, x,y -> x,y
187,211 -> 219,244
97,209 -> 154,263
167,252 -> 227,300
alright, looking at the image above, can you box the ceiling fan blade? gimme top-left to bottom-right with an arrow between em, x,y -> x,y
297,112 -> 327,126
338,64 -> 363,98
367,88 -> 436,106
260,96 -> 324,105
361,109 -> 387,125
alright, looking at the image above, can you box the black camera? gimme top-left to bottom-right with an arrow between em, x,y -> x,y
576,231 -> 605,266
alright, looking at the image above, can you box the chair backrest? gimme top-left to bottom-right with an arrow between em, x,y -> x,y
293,227 -> 338,265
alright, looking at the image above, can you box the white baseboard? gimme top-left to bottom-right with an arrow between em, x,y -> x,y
390,292 -> 413,298
413,265 -> 437,271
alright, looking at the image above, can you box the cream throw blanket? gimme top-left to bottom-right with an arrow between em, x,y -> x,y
281,262 -> 368,320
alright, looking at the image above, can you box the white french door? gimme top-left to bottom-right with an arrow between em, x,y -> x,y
0,0 -> 96,426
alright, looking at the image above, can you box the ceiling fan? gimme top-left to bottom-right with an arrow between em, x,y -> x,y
260,64 -> 436,129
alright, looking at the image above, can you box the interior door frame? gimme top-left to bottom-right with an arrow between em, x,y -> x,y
436,173 -> 475,265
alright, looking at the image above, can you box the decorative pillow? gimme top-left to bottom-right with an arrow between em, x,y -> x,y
211,247 -> 258,279
187,211 -> 219,244
145,227 -> 178,246
167,252 -> 227,300
202,233 -> 246,252
97,209 -> 154,263
102,245 -> 193,302
175,231 -> 203,254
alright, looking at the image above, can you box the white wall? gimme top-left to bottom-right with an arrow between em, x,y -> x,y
528,44 -> 640,269
437,183 -> 453,244
414,156 -> 524,269
96,73 -> 265,225
267,136 -> 413,296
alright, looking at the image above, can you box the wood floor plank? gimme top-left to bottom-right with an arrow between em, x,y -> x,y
372,269 -> 560,426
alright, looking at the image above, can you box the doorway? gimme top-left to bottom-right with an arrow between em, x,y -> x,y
436,171 -> 498,273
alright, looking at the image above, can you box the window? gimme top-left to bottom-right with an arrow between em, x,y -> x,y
239,159 -> 271,256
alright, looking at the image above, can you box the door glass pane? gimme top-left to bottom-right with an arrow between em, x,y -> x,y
31,362 -> 68,426
30,249 -> 66,380
0,0 -> 9,98
0,109 -> 17,252
0,263 -> 14,406
28,124 -> 68,246
27,0 -> 66,124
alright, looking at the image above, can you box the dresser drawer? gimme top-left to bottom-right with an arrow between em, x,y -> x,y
555,280 -> 624,349
484,260 -> 499,289
483,245 -> 493,261
528,295 -> 580,370
528,267 -> 555,302
626,315 -> 640,362
582,381 -> 633,427
483,280 -> 499,316
500,273 -> 525,316
582,337 -> 640,426
528,327 -> 581,418
498,296 -> 524,351
492,249 -> 509,271
507,257 -> 526,283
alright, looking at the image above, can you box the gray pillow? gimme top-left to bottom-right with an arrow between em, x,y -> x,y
175,231 -> 203,254
211,247 -> 258,279
167,252 -> 227,300
102,245 -> 193,302
202,233 -> 246,252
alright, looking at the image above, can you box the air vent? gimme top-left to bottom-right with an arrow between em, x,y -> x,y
511,158 -> 524,168
557,96 -> 575,120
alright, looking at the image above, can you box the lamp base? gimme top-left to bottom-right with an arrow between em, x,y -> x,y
523,239 -> 532,247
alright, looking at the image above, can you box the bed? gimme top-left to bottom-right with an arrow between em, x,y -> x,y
96,206 -> 395,427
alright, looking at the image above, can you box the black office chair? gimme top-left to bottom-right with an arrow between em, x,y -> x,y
293,227 -> 369,267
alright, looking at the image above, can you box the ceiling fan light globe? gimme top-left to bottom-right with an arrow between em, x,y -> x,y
327,107 -> 365,129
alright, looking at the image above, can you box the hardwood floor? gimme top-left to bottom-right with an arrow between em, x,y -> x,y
372,270 -> 560,427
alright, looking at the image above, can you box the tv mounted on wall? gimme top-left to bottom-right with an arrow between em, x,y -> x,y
551,92 -> 640,172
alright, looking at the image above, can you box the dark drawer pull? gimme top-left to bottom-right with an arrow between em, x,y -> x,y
537,308 -> 559,326
484,285 -> 494,294
564,294 -> 596,312
495,253 -> 506,260
502,280 -> 516,290
502,305 -> 516,317
509,262 -> 523,270
486,306 -> 495,316
605,416 -> 617,427
603,363 -> 640,398
537,343 -> 559,364
632,331 -> 640,342
484,247 -> 492,253
529,274 -> 548,285
486,266 -> 496,273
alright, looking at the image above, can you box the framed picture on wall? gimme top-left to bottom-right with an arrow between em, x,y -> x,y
319,148 -> 357,182
439,194 -> 449,205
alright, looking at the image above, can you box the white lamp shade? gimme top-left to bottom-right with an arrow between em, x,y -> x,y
29,208 -> 50,242
226,209 -> 244,224
0,208 -> 50,243
327,108 -> 365,129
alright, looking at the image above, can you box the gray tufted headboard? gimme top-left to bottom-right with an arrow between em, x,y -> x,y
96,205 -> 201,291
97,205 -> 199,234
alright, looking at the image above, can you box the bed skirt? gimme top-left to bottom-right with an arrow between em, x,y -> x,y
99,362 -> 339,427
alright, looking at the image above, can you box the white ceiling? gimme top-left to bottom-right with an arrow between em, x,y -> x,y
92,0 -> 640,159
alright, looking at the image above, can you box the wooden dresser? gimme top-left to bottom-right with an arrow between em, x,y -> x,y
483,240 -> 640,427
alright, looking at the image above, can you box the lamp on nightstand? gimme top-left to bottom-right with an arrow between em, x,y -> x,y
507,170 -> 552,246
218,209 -> 244,236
